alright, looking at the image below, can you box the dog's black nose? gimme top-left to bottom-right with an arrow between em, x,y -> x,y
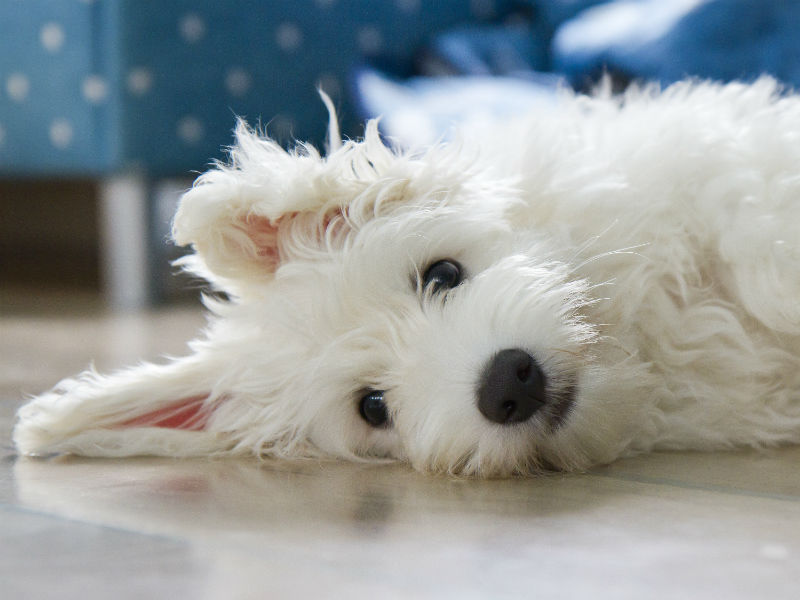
478,349 -> 546,425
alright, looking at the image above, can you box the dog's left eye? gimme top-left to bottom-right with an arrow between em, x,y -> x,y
359,390 -> 390,428
422,259 -> 463,294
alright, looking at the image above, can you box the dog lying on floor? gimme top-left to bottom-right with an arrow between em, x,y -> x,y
14,79 -> 800,476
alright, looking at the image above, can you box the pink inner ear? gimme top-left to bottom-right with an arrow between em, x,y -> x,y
119,395 -> 212,431
237,208 -> 349,272
321,209 -> 348,240
240,213 -> 289,271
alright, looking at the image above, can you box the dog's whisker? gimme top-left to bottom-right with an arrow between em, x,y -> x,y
550,347 -> 587,359
567,219 -> 621,263
567,244 -> 650,276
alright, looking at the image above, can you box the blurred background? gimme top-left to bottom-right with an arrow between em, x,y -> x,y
2,0 -> 799,313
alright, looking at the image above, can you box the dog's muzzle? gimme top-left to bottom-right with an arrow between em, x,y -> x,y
477,349 -> 546,425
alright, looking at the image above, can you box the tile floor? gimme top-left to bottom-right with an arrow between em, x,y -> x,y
2,298 -> 799,599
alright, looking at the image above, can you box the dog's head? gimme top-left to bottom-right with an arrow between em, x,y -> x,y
170,119 -> 642,476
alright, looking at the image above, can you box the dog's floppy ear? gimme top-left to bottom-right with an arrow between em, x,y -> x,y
173,104 -> 412,290
172,118 -> 353,286
13,357 -> 231,458
173,192 -> 295,282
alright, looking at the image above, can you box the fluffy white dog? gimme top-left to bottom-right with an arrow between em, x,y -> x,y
14,79 -> 800,476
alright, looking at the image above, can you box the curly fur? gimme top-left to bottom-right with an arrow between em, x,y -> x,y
14,78 -> 800,476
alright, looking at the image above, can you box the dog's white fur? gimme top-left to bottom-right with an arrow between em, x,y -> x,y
14,79 -> 800,476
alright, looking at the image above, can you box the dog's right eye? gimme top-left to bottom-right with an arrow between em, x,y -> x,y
422,259 -> 463,294
359,390 -> 390,428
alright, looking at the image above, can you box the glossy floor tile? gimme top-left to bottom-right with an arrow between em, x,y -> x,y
2,302 -> 799,598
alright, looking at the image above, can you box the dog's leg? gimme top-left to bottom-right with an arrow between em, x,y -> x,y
13,354 -> 234,458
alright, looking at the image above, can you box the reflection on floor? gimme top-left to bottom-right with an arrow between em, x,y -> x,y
2,299 -> 799,598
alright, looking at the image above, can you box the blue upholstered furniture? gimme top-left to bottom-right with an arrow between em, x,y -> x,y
0,0 -> 518,306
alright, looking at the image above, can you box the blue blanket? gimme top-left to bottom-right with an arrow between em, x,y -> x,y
553,0 -> 800,89
354,0 -> 800,145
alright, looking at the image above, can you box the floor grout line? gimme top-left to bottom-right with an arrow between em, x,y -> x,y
0,502 -> 194,544
590,470 -> 800,503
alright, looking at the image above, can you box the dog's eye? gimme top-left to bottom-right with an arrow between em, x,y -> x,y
359,390 -> 390,428
422,259 -> 463,294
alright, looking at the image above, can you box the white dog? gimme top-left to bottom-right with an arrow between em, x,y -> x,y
14,79 -> 800,476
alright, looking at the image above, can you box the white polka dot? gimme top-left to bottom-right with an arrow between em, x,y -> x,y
470,0 -> 496,19
270,114 -> 296,138
225,67 -> 252,97
396,0 -> 420,13
177,116 -> 204,144
357,26 -> 383,55
82,75 -> 108,104
127,68 -> 154,95
40,22 -> 66,53
276,23 -> 302,52
6,73 -> 30,102
179,13 -> 206,44
759,544 -> 790,561
317,73 -> 341,98
49,119 -> 74,149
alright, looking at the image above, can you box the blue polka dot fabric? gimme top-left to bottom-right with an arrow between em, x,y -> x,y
0,0 -> 517,176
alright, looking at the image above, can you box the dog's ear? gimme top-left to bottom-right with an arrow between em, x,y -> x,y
172,119 -> 354,286
13,358 -> 232,458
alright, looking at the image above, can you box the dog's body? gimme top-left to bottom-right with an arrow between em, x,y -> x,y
14,79 -> 800,476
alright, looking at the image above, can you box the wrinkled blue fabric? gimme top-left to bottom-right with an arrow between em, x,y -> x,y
553,0 -> 800,88
351,66 -> 563,146
419,1 -> 610,76
422,23 -> 551,76
354,0 -> 800,146
531,0 -> 612,31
